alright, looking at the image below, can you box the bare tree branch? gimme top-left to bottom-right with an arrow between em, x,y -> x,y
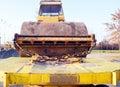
112,9 -> 120,20
105,9 -> 120,49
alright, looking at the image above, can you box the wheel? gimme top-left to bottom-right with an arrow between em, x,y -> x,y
95,84 -> 109,87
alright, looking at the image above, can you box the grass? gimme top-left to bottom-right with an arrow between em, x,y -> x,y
92,50 -> 120,53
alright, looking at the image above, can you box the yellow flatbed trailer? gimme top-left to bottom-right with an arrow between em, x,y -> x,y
0,57 -> 120,87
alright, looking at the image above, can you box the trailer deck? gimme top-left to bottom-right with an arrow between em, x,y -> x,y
0,57 -> 120,87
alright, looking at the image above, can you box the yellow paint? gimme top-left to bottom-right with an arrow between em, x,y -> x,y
8,73 -> 50,85
9,73 -> 31,84
112,70 -> 120,85
78,73 -> 93,84
0,73 -> 9,87
93,72 -> 112,84
30,74 -> 50,84
0,71 -> 120,87
37,15 -> 64,22
78,72 -> 112,84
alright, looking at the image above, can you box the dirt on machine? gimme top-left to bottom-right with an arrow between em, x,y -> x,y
14,0 -> 96,60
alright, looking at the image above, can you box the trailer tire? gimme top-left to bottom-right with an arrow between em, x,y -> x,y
95,84 -> 109,87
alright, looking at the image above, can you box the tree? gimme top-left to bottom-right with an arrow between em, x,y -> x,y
105,9 -> 120,50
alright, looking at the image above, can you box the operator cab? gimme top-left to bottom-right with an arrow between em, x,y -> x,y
40,5 -> 63,16
37,0 -> 64,22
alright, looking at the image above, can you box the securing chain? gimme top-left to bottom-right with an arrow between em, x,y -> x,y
14,41 -> 33,56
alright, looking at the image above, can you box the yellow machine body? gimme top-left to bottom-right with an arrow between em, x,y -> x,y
14,0 -> 96,57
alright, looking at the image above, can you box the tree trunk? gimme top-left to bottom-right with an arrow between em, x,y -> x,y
118,40 -> 120,50
119,44 -> 120,50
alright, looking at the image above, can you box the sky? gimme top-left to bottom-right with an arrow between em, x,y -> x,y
0,0 -> 120,44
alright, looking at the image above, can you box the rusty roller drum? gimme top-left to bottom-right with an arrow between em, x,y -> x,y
14,22 -> 95,57
20,22 -> 88,36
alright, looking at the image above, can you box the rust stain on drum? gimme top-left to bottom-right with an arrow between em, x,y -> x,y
21,22 -> 88,36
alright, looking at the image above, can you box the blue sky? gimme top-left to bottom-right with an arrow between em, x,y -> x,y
0,0 -> 120,44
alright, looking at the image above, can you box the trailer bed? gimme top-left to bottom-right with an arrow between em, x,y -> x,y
0,57 -> 120,87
